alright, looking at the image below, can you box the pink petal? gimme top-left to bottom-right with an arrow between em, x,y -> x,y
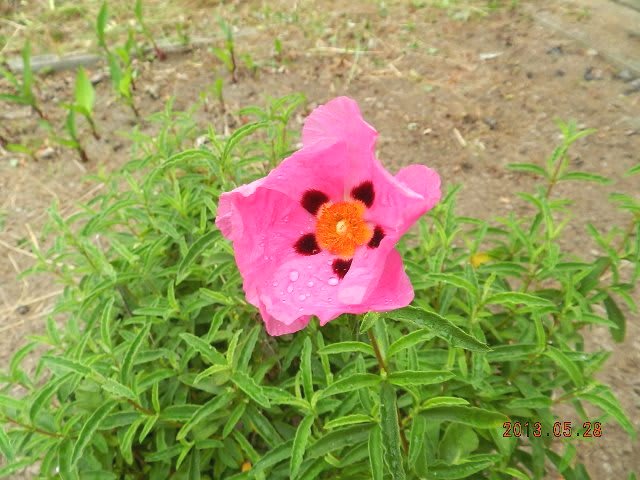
396,164 -> 442,212
259,302 -> 311,336
302,96 -> 378,152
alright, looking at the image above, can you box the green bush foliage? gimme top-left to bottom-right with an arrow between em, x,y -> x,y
0,95 -> 638,479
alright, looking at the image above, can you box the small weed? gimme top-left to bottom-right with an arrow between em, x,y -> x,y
0,42 -> 47,121
134,0 -> 166,60
211,18 -> 238,83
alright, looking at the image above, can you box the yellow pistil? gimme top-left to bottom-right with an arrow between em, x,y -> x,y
315,201 -> 373,258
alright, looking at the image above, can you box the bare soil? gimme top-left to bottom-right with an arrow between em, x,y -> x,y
1,1 -> 638,478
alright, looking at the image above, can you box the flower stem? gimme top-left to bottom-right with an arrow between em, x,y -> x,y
367,327 -> 409,453
367,329 -> 387,374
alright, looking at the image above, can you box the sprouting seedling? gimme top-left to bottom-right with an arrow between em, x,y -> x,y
213,78 -> 225,113
211,18 -> 237,83
72,68 -> 100,140
134,0 -> 166,60
97,3 -> 140,118
60,108 -> 90,163
273,38 -> 283,60
201,78 -> 225,113
96,1 -> 110,55
240,53 -> 258,78
0,42 -> 47,120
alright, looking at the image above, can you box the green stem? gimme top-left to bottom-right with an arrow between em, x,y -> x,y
367,329 -> 387,374
367,327 -> 409,453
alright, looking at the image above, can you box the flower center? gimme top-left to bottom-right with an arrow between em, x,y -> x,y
315,201 -> 373,258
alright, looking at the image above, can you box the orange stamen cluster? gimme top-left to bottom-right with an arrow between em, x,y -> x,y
315,201 -> 373,258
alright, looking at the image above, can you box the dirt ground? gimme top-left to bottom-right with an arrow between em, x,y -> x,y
1,0 -> 639,478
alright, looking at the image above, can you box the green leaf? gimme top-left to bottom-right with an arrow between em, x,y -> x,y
120,324 -> 150,385
222,402 -> 246,438
307,425 -> 371,458
486,344 -> 539,362
318,341 -> 374,357
99,377 -> 137,401
0,459 -> 33,477
388,370 -> 454,388
319,373 -> 381,398
120,418 -> 142,465
100,298 -> 115,351
506,396 -> 552,409
427,273 -> 478,296
438,423 -> 478,464
422,396 -> 469,408
222,121 -> 268,161
545,346 -> 584,387
96,2 -> 108,48
290,414 -> 314,479
177,393 -> 233,440
428,455 -> 498,479
29,373 -> 73,421
419,406 -> 507,428
484,292 -> 554,307
139,414 -> 158,442
236,325 -> 261,371
179,332 -> 226,365
0,426 -> 14,461
74,68 -> 95,115
388,307 -> 490,352
408,414 -> 426,470
0,395 -> 23,411
20,42 -> 33,100
301,337 -> 313,400
604,295 -> 626,343
251,440 -> 293,474
134,0 -> 143,21
559,171 -> 611,184
369,426 -> 384,480
507,163 -> 548,177
194,364 -> 230,384
199,288 -> 235,306
579,391 -> 635,438
625,163 -> 640,176
360,311 -> 380,334
231,371 -> 271,408
324,414 -> 374,430
387,328 -> 436,358
380,382 -> 406,480
43,355 -> 92,377
176,230 -> 219,284
71,400 -> 117,466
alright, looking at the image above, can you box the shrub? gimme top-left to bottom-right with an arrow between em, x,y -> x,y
0,96 -> 637,479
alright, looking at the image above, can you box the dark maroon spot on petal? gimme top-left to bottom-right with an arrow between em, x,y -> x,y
301,190 -> 330,215
294,234 -> 321,255
368,226 -> 385,248
332,258 -> 353,279
351,181 -> 375,208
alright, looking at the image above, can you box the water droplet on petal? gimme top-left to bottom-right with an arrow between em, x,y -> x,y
307,281 -> 314,287
298,307 -> 304,312
287,285 -> 294,293
273,281 -> 278,287
289,271 -> 299,282
327,260 -> 332,266
327,297 -> 333,303
298,294 -> 306,301
328,277 -> 339,286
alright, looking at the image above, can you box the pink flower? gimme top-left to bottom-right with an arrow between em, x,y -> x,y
216,97 -> 441,336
